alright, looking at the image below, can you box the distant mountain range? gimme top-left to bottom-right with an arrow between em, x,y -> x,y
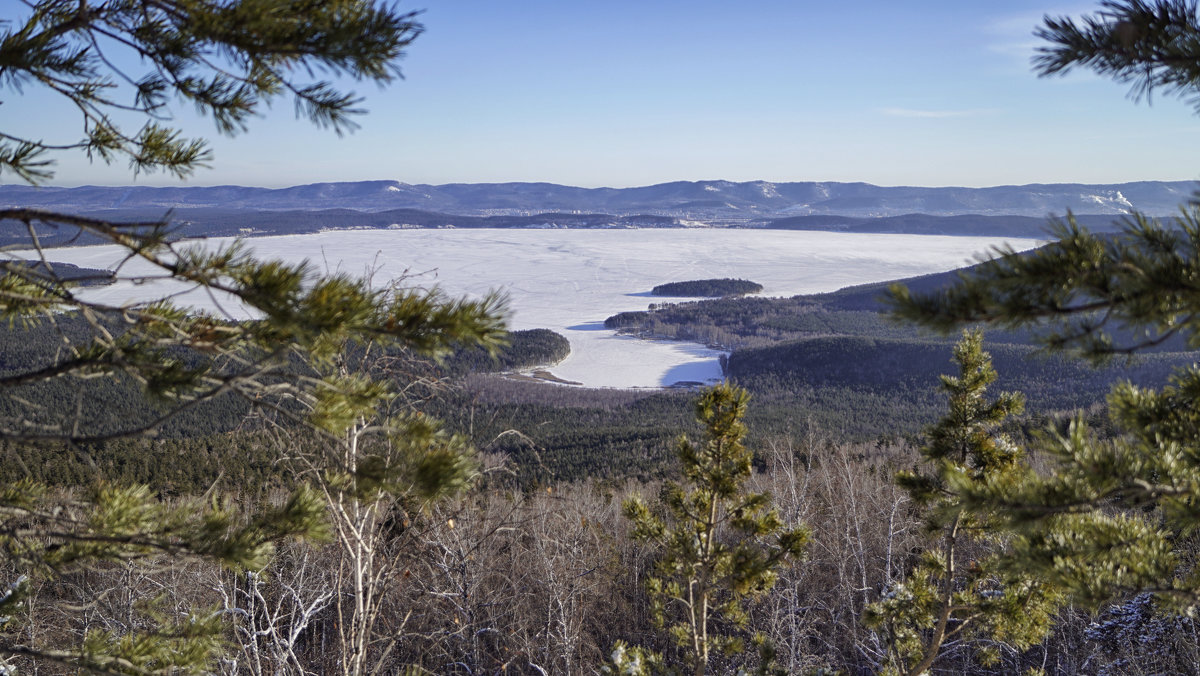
2,179 -> 1195,217
1,179 -> 1196,245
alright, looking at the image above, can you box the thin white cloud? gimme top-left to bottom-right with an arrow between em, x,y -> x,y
987,40 -> 1039,58
880,108 -> 994,119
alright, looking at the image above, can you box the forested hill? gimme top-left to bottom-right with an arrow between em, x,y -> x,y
605,257 -> 1198,421
0,319 -> 570,443
761,212 -> 1123,237
0,208 -> 686,248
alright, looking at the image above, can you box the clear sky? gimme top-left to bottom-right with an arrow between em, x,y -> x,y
7,0 -> 1200,188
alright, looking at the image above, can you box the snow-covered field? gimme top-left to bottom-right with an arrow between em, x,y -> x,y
40,229 -> 1040,388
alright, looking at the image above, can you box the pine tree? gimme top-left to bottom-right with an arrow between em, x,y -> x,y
888,0 -> 1200,611
611,384 -> 808,676
0,2 -> 507,673
864,330 -> 1062,674
0,0 -> 425,182
1034,0 -> 1200,116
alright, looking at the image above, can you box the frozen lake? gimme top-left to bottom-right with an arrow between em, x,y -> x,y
41,229 -> 1040,388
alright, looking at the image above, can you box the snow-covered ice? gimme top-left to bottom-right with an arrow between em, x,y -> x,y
36,229 -> 1040,388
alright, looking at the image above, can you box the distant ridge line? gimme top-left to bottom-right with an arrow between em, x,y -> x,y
1,179 -> 1194,219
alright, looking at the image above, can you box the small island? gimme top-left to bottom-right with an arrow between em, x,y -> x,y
650,278 -> 764,297
21,261 -> 116,287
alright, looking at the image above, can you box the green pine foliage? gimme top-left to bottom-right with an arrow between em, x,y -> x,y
0,479 -> 329,673
886,188 -> 1200,611
864,331 -> 1062,674
0,2 -> 509,673
0,203 -> 505,675
1035,0 -> 1200,114
617,384 -> 809,675
0,0 -> 423,182
887,0 -> 1200,612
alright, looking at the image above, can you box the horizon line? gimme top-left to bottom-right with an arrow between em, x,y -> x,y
11,177 -> 1200,192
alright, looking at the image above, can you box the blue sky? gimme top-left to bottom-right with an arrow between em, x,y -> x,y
7,0 -> 1200,188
